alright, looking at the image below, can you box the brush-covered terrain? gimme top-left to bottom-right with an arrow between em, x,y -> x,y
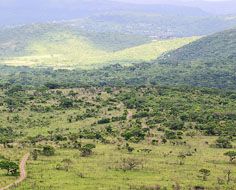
0,85 -> 236,190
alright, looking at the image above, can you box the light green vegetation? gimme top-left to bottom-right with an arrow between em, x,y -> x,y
13,138 -> 236,190
0,86 -> 236,190
1,33 -> 198,69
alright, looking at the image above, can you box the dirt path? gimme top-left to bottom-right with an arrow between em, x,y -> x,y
0,153 -> 30,190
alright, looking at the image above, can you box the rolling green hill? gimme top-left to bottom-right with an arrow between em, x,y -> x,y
0,23 -> 150,57
0,24 -> 198,69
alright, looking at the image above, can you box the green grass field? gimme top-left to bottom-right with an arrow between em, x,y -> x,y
0,32 -> 199,69
10,138 -> 235,190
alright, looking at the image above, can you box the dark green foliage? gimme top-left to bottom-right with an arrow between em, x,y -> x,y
59,98 -> 74,108
198,169 -> 211,181
42,145 -> 55,156
32,149 -> 39,161
0,160 -> 19,176
164,130 -> 182,140
215,137 -> 233,149
122,127 -> 146,143
165,120 -> 185,131
97,118 -> 111,124
80,144 -> 96,157
224,151 -> 236,162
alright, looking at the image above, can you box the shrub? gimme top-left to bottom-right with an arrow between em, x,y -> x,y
80,144 -> 96,157
59,98 -> 74,108
215,137 -> 232,148
198,169 -> 211,181
56,159 -> 73,172
165,120 -> 185,130
0,160 -> 19,176
42,145 -> 55,156
122,127 -> 145,143
120,158 -> 143,172
97,118 -> 110,124
164,130 -> 182,140
224,151 -> 236,162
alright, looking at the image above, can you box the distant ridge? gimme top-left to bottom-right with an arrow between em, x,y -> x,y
0,0 -> 209,25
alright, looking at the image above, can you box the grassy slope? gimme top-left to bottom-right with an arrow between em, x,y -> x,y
0,32 -> 198,69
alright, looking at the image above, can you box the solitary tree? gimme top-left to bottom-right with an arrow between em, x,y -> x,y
120,158 -> 142,172
32,149 -> 39,160
198,169 -> 211,181
0,161 -> 19,176
80,144 -> 96,157
224,151 -> 236,163
42,145 -> 55,156
224,169 -> 232,184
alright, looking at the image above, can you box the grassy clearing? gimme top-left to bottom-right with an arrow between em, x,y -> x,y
2,137 -> 236,190
0,32 -> 199,69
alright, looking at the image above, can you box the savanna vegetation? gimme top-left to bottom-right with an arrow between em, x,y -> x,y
0,85 -> 236,190
0,1 -> 236,190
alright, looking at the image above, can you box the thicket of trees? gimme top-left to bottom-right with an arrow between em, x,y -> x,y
0,59 -> 236,90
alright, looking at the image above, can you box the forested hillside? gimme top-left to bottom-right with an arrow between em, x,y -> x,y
159,28 -> 236,64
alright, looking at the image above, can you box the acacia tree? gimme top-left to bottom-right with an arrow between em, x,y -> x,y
0,161 -> 19,176
80,144 -> 96,157
42,145 -> 55,156
120,158 -> 143,172
224,151 -> 236,163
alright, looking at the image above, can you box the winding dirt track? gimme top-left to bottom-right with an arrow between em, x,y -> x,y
0,153 -> 30,190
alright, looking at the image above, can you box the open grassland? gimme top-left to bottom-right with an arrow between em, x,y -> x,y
11,138 -> 236,190
0,32 -> 199,69
0,87 -> 236,190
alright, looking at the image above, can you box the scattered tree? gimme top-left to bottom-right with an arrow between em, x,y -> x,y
224,151 -> 236,163
198,169 -> 211,181
42,145 -> 55,156
80,144 -> 96,157
0,161 -> 19,176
